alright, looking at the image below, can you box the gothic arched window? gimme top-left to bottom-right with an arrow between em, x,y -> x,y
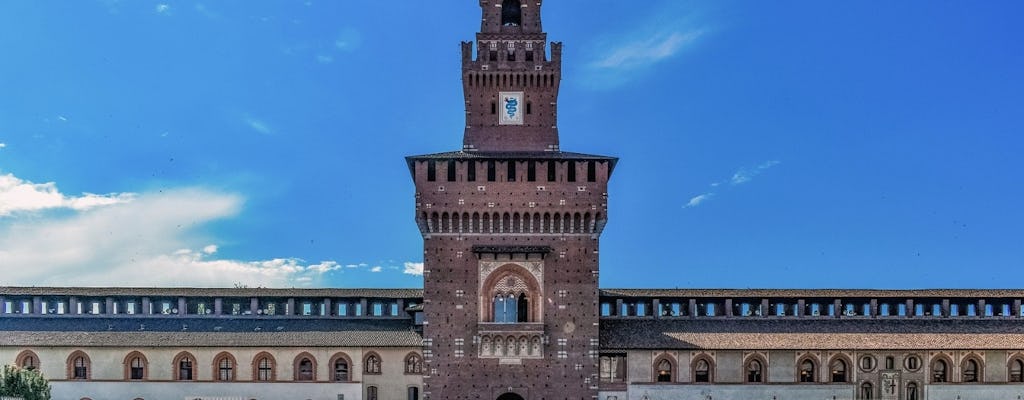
1010,358 -> 1024,382
830,358 -> 848,383
860,382 -> 873,399
364,353 -> 382,375
746,359 -> 764,383
693,357 -> 713,383
962,358 -> 981,382
799,359 -> 817,383
655,358 -> 672,382
931,359 -> 948,383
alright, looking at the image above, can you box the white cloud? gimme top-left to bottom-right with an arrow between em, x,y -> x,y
685,193 -> 714,208
155,4 -> 170,14
334,28 -> 361,52
403,262 -> 424,276
0,143 -> 6,149
316,54 -> 334,64
0,173 -> 134,216
0,171 -> 344,287
244,117 -> 272,135
592,30 -> 703,71
730,160 -> 780,185
370,266 -> 383,273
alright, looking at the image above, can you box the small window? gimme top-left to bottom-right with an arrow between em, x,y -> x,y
487,161 -> 496,182
885,356 -> 895,370
447,160 -> 457,182
73,356 -> 89,380
1011,359 -> 1024,382
859,355 -> 876,371
365,354 -> 382,375
830,359 -> 847,382
178,357 -> 193,381
256,356 -> 274,381
861,382 -> 874,400
567,161 -> 576,182
367,386 -> 379,400
467,160 -> 477,182
507,161 -> 516,182
405,353 -> 423,374
130,356 -> 146,380
426,161 -> 436,182
491,101 -> 497,114
526,102 -> 532,114
408,387 -> 420,400
694,359 -> 711,383
547,161 -> 556,181
799,359 -> 816,383
587,161 -> 596,182
905,355 -> 921,371
500,0 -> 522,26
963,359 -> 980,382
217,356 -> 234,381
525,51 -> 534,62
599,355 -> 625,383
931,359 -> 947,383
527,161 -> 536,181
907,382 -> 919,400
746,359 -> 763,383
334,358 -> 350,381
297,358 -> 314,381
655,359 -> 672,382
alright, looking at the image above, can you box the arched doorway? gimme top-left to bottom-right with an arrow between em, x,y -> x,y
496,393 -> 525,400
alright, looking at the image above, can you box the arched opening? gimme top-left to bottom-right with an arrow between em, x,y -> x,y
931,358 -> 948,383
482,264 -> 541,324
517,293 -> 528,322
860,382 -> 873,399
830,358 -> 848,382
655,358 -> 673,382
799,358 -> 816,383
296,357 -> 315,381
496,393 -> 525,400
214,353 -> 234,381
907,382 -> 919,400
1009,358 -> 1024,382
404,353 -> 423,374
962,358 -> 981,382
500,0 -> 521,27
694,358 -> 712,382
124,351 -> 148,380
746,359 -> 764,383
331,353 -> 351,382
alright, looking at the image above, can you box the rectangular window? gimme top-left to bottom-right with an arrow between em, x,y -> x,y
391,303 -> 399,316
547,161 -> 556,181
487,161 -> 496,182
527,161 -> 536,181
372,303 -> 383,316
587,161 -> 596,182
507,161 -> 516,182
408,387 -> 419,400
467,160 -> 476,182
600,355 -> 626,383
525,51 -> 534,62
426,161 -> 436,182
447,160 -> 457,182
337,303 -> 348,316
567,161 -> 576,182
354,303 -> 363,316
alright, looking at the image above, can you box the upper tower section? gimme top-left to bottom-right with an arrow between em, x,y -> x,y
461,0 -> 562,153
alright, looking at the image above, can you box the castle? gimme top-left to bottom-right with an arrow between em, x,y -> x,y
3,2 -> 1024,400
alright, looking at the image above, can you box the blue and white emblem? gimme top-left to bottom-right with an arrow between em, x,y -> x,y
498,91 -> 524,125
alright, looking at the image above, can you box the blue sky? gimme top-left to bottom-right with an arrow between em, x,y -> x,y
1,1 -> 1021,289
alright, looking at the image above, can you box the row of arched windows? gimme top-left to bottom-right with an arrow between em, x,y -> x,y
645,354 -> 1012,384
13,349 -> 423,381
424,211 -> 601,234
466,72 -> 556,88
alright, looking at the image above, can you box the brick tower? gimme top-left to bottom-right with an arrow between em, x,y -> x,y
406,1 -> 616,399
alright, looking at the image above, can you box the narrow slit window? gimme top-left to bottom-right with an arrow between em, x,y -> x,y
527,161 -> 536,181
447,160 -> 457,182
467,160 -> 476,182
426,161 -> 436,182
587,161 -> 596,182
547,161 -> 556,181
507,161 -> 516,182
487,161 -> 496,182
567,161 -> 576,182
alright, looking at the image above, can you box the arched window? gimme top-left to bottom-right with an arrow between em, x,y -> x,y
330,353 -> 352,382
123,351 -> 148,380
367,385 -> 379,400
408,386 -> 420,400
483,265 -> 540,324
174,353 -> 195,381
296,357 -> 315,381
693,357 -> 712,383
214,352 -> 235,381
860,382 -> 873,400
906,382 -> 919,400
962,358 -> 981,382
799,358 -> 817,383
16,350 -> 39,371
1009,358 -> 1024,382
655,358 -> 672,382
67,351 -> 90,380
253,352 -> 276,381
746,359 -> 764,383
364,353 -> 382,375
830,358 -> 848,383
931,358 -> 948,383
405,353 -> 423,374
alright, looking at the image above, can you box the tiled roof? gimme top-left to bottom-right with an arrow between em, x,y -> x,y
0,331 -> 422,348
600,288 -> 1024,298
0,317 -> 422,347
0,287 -> 423,298
599,318 -> 1024,350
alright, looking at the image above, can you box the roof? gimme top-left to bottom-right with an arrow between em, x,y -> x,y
599,318 -> 1024,350
0,317 -> 422,347
405,150 -> 618,176
0,287 -> 423,298
600,288 -> 1024,298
